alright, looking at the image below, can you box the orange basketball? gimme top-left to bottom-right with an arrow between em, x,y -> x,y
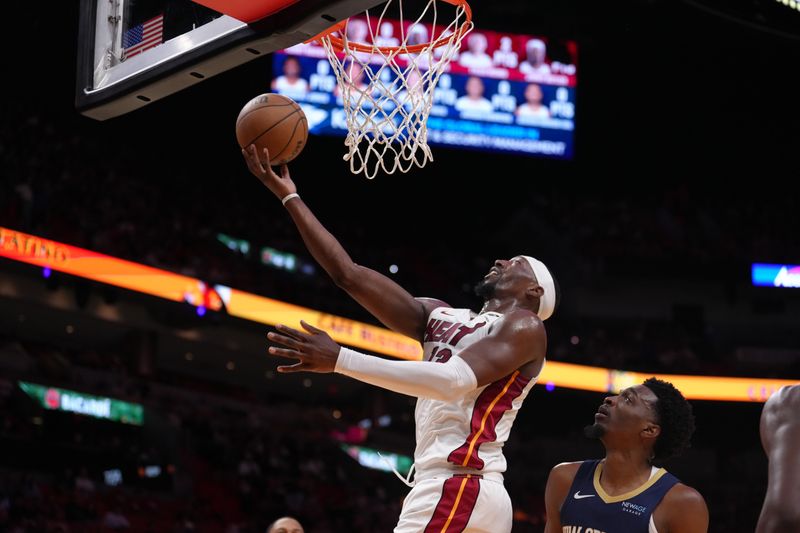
236,93 -> 308,166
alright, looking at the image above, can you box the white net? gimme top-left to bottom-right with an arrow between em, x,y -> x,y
317,0 -> 472,179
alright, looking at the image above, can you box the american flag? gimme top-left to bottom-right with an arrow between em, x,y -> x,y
122,14 -> 164,59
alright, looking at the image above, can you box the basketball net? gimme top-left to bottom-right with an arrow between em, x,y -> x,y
312,0 -> 472,179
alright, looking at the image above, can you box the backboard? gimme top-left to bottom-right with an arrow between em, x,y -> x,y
76,0 -> 382,120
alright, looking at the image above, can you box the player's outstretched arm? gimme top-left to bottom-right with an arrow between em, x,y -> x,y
267,310 -> 545,397
267,322 -> 479,401
243,145 -> 444,342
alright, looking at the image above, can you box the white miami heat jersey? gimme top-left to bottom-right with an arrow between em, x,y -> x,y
413,307 -> 541,476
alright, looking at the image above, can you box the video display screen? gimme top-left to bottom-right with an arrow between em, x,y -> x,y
272,21 -> 577,159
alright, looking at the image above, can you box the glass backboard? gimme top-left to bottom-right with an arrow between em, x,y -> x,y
76,0 -> 382,120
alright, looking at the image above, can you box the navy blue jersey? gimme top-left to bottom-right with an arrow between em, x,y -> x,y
560,460 -> 680,533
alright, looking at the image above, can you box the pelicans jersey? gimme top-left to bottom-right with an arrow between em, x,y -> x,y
560,460 -> 680,533
394,307 -> 542,533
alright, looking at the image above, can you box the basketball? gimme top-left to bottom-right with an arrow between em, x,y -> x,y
235,93 -> 308,166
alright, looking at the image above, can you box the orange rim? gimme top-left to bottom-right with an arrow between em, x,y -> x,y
305,0 -> 472,54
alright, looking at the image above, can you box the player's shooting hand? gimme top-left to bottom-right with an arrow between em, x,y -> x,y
267,320 -> 340,374
241,145 -> 296,200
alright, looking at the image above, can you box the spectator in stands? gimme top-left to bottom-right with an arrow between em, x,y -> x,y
74,467 -> 95,493
267,515 -> 304,533
103,504 -> 131,530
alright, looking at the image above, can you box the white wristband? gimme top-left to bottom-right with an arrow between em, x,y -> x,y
281,193 -> 300,206
335,347 -> 478,401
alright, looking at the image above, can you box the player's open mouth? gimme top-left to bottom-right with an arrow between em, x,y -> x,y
485,268 -> 500,278
595,406 -> 610,418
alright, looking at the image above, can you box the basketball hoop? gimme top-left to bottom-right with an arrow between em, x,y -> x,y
310,0 -> 473,179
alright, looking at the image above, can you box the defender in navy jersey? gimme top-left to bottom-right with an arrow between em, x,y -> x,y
544,378 -> 708,533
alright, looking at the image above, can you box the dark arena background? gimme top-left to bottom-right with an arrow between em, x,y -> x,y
2,0 -> 800,531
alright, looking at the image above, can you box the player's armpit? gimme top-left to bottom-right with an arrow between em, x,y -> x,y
456,310 -> 546,386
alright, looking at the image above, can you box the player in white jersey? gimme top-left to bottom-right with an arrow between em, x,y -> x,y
242,145 -> 557,532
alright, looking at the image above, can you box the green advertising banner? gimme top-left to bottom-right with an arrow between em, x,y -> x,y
19,381 -> 144,426
341,444 -> 413,476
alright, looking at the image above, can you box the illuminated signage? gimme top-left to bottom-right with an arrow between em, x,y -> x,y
261,247 -> 297,271
0,226 -> 420,360
752,263 -> 800,288
104,469 -> 123,487
775,0 -> 799,12
341,444 -> 413,476
2,227 -> 797,402
216,232 -> 315,274
0,227 -> 70,264
19,381 -> 144,425
217,233 -> 251,255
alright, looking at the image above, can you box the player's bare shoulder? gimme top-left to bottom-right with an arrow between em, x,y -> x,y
549,461 -> 582,486
491,308 -> 546,352
661,483 -> 706,509
545,462 -> 583,505
654,482 -> 709,532
416,297 -> 451,313
762,385 -> 800,437
764,384 -> 800,417
489,308 -> 544,335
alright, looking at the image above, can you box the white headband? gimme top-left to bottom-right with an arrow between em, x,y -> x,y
521,256 -> 556,320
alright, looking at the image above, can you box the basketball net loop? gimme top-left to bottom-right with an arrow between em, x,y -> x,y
311,0 -> 473,179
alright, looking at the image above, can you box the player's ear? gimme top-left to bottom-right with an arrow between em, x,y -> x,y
642,423 -> 661,440
526,283 -> 544,301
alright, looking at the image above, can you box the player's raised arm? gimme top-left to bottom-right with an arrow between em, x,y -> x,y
243,145 -> 444,342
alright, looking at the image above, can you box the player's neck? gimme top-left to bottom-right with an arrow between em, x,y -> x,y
480,298 -> 521,315
599,451 -> 653,493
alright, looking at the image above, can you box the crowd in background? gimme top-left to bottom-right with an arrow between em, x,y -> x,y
0,76 -> 795,533
0,333 -> 771,532
2,107 -> 798,379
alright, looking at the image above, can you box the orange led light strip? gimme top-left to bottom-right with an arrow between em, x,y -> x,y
1,226 -> 796,401
0,226 -> 421,361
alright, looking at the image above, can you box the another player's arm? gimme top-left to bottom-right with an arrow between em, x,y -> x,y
242,145 -> 444,341
653,484 -> 709,533
266,310 -> 544,399
756,386 -> 800,533
543,462 -> 580,533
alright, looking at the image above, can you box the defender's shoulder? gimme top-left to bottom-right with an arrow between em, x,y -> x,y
548,461 -> 583,486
